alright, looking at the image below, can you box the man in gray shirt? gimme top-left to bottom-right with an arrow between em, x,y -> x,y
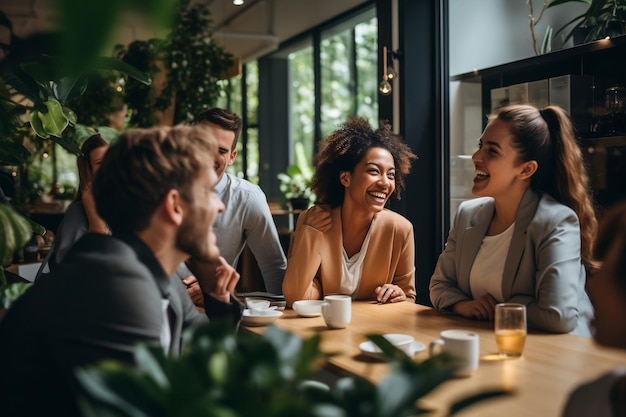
179,108 -> 286,295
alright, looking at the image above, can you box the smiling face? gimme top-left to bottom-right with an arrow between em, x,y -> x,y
341,147 -> 395,213
176,164 -> 225,262
471,118 -> 535,200
199,121 -> 237,182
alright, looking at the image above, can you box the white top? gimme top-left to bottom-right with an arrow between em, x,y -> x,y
469,222 -> 515,302
160,298 -> 172,353
340,223 -> 373,297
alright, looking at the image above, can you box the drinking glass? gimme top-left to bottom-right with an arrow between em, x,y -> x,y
495,303 -> 527,357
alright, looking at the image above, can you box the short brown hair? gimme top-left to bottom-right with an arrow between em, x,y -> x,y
93,125 -> 216,234
194,107 -> 242,150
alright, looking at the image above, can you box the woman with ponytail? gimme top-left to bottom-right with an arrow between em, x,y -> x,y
430,105 -> 596,335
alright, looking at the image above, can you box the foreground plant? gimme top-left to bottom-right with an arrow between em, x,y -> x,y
76,322 -> 508,417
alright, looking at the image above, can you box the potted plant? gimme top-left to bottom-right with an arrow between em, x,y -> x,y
548,0 -> 626,44
0,8 -> 149,312
277,142 -> 315,210
0,202 -> 44,318
76,321 -> 507,417
115,0 -> 233,127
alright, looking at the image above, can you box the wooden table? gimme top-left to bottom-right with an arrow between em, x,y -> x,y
244,301 -> 626,417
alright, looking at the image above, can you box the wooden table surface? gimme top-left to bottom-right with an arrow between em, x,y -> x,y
244,301 -> 626,417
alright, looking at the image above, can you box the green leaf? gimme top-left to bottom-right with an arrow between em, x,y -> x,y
53,76 -> 82,103
134,344 -> 170,389
96,126 -> 121,144
448,389 -> 512,415
30,110 -> 50,139
547,0 -> 591,8
0,282 -> 32,309
39,100 -> 69,137
28,219 -> 46,236
20,61 -> 55,94
63,105 -> 78,125
49,134 -> 82,156
91,57 -> 152,85
541,25 -> 553,54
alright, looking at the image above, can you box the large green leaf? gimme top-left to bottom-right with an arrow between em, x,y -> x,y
49,134 -> 82,156
20,61 -> 56,94
30,110 -> 50,139
39,99 -> 69,137
57,0 -> 176,77
91,57 -> 152,85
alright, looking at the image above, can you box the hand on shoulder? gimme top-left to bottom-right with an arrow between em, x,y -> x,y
304,205 -> 332,232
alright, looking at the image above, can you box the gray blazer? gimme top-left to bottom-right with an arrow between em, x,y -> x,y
430,188 -> 593,336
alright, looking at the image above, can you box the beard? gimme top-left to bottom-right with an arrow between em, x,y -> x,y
175,203 -> 220,262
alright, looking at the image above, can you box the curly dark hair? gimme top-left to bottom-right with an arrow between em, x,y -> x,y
312,117 -> 416,208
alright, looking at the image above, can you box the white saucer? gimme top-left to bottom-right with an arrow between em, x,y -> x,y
241,309 -> 283,326
358,340 -> 425,358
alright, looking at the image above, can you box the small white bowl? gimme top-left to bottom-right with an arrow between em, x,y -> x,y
292,300 -> 325,317
383,334 -> 414,354
246,298 -> 271,311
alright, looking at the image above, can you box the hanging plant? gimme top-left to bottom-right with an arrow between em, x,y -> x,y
117,0 -> 234,127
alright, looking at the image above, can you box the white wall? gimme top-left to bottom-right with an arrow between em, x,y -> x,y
448,0 -> 588,224
449,0 -> 588,76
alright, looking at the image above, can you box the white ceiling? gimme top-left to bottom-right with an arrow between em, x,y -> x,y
0,0 -> 370,62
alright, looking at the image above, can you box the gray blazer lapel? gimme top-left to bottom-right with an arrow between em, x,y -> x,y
457,200 -> 493,294
501,189 -> 540,299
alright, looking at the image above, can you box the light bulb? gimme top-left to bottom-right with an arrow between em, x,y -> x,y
233,0 -> 244,5
386,66 -> 397,80
379,79 -> 392,95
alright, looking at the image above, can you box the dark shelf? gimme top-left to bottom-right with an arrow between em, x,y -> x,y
451,35 -> 626,84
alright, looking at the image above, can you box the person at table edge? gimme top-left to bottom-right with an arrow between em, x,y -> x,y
282,117 -> 417,306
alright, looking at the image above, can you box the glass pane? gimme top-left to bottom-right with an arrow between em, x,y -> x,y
289,45 -> 315,163
245,61 -> 259,183
320,29 -> 353,137
355,17 -> 378,125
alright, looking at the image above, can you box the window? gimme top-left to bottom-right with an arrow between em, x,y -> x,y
289,45 -> 315,163
216,61 -> 260,183
320,12 -> 378,138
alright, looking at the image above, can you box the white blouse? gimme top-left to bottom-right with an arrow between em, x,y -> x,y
339,224 -> 374,298
469,222 -> 515,302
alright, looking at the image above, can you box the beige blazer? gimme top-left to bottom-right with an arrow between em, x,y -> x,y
283,207 -> 416,306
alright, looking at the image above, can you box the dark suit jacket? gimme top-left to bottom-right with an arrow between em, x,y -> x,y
0,233 -> 240,416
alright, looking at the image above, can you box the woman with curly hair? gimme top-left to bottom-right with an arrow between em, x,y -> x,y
430,104 -> 597,335
282,117 -> 417,306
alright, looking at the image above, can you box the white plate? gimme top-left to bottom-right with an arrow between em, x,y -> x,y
358,340 -> 425,358
241,309 -> 283,326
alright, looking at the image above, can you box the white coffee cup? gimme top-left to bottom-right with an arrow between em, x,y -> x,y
429,329 -> 479,376
321,295 -> 351,329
